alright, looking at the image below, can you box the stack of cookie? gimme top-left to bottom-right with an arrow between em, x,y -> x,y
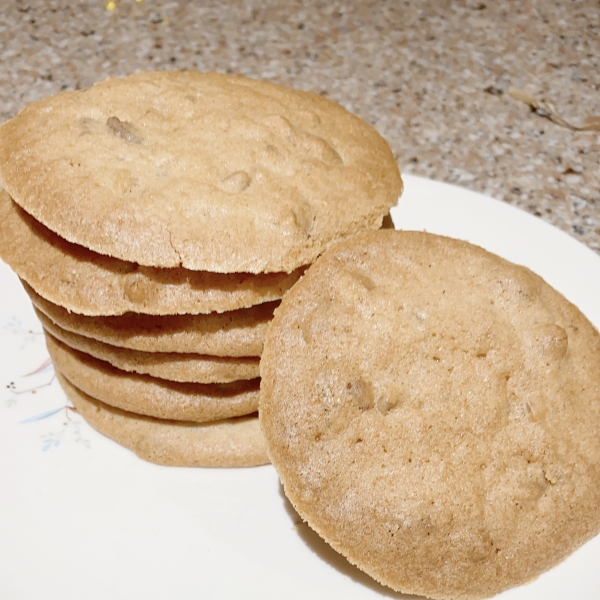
0,71 -> 402,467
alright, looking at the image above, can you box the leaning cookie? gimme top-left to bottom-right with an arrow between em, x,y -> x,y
57,372 -> 269,468
260,230 -> 600,600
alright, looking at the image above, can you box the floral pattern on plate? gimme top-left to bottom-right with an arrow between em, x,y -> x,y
2,312 -> 90,451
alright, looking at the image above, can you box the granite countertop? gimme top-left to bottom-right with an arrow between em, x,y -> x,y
1,0 -> 598,254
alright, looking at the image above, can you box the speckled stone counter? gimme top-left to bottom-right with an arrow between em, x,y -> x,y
1,0 -> 599,253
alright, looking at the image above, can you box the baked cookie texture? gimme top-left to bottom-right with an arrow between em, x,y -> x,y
46,334 -> 260,423
260,230 -> 600,600
57,373 -> 269,468
0,192 -> 302,316
0,71 -> 402,273
26,282 -> 274,357
37,309 -> 260,384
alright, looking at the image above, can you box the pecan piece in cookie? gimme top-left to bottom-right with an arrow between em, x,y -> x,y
106,116 -> 142,144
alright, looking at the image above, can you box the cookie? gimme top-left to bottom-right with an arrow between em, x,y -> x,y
260,230 -> 600,600
0,71 -> 402,273
0,191 -> 302,316
26,281 -> 273,357
37,309 -> 259,383
57,372 -> 268,468
46,333 -> 260,423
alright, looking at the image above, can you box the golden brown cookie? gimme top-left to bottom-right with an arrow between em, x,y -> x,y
37,309 -> 259,384
0,192 -> 302,316
57,372 -> 269,468
260,230 -> 600,600
46,333 -> 260,423
26,281 -> 273,356
0,71 -> 401,273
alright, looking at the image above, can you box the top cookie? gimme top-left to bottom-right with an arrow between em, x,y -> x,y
260,230 -> 600,600
0,71 -> 402,273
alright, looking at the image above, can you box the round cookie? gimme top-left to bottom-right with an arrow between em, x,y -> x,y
57,373 -> 268,468
0,71 -> 402,273
37,310 -> 260,384
260,230 -> 600,600
26,281 -> 273,357
46,333 -> 260,423
0,192 -> 302,316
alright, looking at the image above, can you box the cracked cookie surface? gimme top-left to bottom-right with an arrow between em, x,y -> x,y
0,71 -> 401,273
260,230 -> 600,600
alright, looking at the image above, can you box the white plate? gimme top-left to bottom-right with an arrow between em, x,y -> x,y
1,174 -> 599,600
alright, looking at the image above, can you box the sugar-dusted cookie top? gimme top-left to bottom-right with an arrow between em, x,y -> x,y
0,71 -> 402,273
260,230 -> 600,600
